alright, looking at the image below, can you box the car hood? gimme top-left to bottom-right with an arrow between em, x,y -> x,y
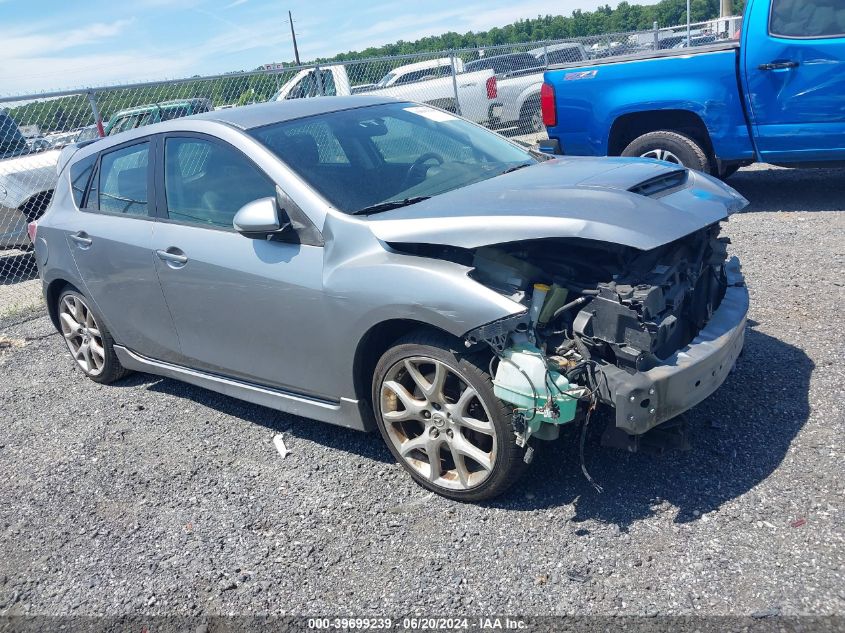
367,157 -> 748,251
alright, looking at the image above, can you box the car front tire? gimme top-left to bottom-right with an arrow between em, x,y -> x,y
372,331 -> 525,501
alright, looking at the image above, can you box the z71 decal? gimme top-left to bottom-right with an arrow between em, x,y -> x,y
564,70 -> 598,81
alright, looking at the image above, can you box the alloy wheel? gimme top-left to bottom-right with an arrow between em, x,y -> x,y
59,294 -> 106,376
380,357 -> 497,491
640,148 -> 682,164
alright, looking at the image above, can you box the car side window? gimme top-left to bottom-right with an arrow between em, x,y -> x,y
97,142 -> 150,216
770,0 -> 845,38
163,137 -> 275,229
70,153 -> 97,208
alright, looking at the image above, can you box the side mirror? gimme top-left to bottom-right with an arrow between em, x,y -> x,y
233,197 -> 291,239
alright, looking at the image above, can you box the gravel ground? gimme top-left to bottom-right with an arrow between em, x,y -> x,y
0,251 -> 41,319
0,164 -> 843,618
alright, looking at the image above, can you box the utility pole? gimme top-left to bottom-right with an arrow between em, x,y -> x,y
720,0 -> 733,17
288,10 -> 301,66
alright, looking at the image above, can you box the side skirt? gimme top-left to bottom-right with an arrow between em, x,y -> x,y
113,346 -> 370,432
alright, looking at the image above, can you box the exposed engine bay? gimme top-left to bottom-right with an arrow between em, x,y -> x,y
418,222 -> 734,448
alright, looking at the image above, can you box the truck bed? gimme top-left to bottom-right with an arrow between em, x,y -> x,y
542,41 -> 754,164
549,41 -> 739,71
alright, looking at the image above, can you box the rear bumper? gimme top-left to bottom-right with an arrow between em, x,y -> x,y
601,257 -> 748,435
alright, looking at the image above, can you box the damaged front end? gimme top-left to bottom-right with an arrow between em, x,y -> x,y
461,223 -> 749,447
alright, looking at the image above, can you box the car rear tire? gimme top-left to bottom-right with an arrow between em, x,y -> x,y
57,289 -> 130,384
372,331 -> 525,501
622,130 -> 712,174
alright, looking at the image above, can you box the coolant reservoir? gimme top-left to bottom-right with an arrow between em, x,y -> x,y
492,342 -> 580,433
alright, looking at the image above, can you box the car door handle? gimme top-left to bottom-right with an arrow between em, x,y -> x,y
156,248 -> 188,266
758,60 -> 799,71
70,231 -> 92,247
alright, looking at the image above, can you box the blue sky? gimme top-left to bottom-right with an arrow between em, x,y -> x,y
0,0 -> 657,95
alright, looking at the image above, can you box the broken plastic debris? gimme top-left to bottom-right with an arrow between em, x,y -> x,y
790,518 -> 807,528
272,434 -> 289,459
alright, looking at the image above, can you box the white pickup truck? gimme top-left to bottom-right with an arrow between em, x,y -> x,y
464,44 -> 589,134
1,111 -> 59,250
273,61 -> 500,125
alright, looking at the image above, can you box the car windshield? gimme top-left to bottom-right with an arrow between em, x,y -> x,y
249,102 -> 535,214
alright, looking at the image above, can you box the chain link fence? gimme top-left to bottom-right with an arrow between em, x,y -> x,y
0,15 -> 741,318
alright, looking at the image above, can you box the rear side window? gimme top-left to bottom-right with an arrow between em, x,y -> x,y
97,142 -> 150,216
69,153 -> 97,208
163,137 -> 275,229
770,0 -> 845,38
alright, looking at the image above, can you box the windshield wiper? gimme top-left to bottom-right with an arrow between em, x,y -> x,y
351,196 -> 431,216
499,162 -> 534,175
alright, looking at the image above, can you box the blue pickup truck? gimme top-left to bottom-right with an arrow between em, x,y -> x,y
540,0 -> 845,177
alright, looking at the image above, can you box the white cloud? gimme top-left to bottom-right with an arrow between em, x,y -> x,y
0,19 -> 135,58
0,53 -> 196,95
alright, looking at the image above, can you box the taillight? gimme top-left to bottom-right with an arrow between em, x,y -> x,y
27,221 -> 37,243
486,75 -> 497,100
540,82 -> 556,127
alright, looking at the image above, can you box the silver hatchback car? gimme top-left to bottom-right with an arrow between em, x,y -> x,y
33,96 -> 749,501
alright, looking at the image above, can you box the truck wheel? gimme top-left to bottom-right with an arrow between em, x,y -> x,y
519,100 -> 544,134
372,331 -> 525,501
622,130 -> 712,174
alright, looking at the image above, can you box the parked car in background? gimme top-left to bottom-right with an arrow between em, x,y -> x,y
465,52 -> 542,76
75,125 -> 102,144
33,96 -> 749,501
26,137 -> 53,153
105,98 -> 213,136
372,58 -> 457,88
479,45 -> 589,134
527,42 -> 590,65
0,110 -> 59,250
272,63 -> 500,125
672,34 -> 718,48
540,0 -> 845,177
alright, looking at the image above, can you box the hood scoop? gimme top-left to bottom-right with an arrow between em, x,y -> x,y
628,169 -> 688,197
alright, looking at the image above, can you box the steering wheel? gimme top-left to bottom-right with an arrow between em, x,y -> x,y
400,152 -> 444,190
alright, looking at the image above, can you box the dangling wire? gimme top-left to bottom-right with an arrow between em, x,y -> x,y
579,395 -> 603,493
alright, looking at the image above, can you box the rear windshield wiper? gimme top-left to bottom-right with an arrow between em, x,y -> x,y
351,196 -> 431,216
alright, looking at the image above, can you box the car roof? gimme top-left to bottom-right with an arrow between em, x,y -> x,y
528,42 -> 584,56
113,99 -> 197,117
67,96 -> 406,163
190,95 -> 400,130
472,52 -> 534,62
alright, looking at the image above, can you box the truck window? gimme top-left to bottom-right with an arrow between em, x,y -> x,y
286,73 -> 318,99
321,70 -> 337,96
770,0 -> 845,38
